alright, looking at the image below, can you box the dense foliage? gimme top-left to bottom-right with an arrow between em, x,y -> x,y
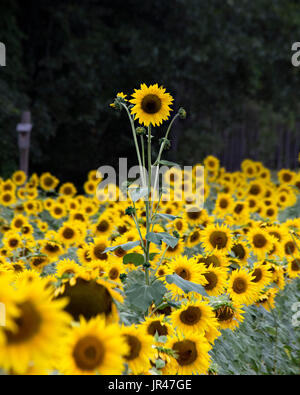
1,0 -> 300,183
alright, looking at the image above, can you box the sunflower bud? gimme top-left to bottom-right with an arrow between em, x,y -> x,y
136,127 -> 146,135
125,206 -> 136,216
178,107 -> 187,120
173,230 -> 180,239
159,137 -> 171,150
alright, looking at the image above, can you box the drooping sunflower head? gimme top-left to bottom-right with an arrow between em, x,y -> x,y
130,83 -> 173,127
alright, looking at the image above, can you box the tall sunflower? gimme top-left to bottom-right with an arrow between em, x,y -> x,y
227,269 -> 260,306
130,83 -> 173,127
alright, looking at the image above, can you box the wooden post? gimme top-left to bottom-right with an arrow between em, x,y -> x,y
17,111 -> 32,176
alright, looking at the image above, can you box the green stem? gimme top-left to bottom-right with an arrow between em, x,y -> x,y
121,103 -> 146,187
144,124 -> 152,285
151,113 -> 180,214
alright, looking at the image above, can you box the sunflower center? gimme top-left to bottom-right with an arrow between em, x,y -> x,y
44,177 -> 54,187
147,320 -> 168,336
14,219 -> 23,228
97,220 -> 109,232
283,173 -> 292,182
215,306 -> 234,322
73,336 -> 105,371
176,221 -> 183,231
179,306 -> 201,326
124,335 -> 142,361
5,301 -> 42,344
63,187 -> 72,195
253,234 -> 267,248
57,279 -> 113,321
190,231 -> 200,243
234,204 -> 244,214
187,211 -> 201,220
204,271 -> 218,290
291,259 -> 300,272
62,227 -> 75,239
74,213 -> 85,222
115,247 -> 126,258
209,231 -> 228,249
173,340 -> 198,366
232,277 -> 247,294
249,185 -> 260,195
175,267 -> 191,281
109,268 -> 119,280
232,244 -> 246,260
219,199 -> 228,209
251,268 -> 262,283
141,94 -> 162,114
45,243 -> 60,253
3,193 -> 12,202
285,241 -> 295,255
93,243 -> 108,260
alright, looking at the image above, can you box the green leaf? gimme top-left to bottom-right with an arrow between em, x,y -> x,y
154,213 -> 182,222
165,273 -> 208,297
146,232 -> 178,248
103,240 -> 140,253
129,187 -> 148,202
125,280 -> 167,311
123,253 -> 145,266
158,160 -> 180,167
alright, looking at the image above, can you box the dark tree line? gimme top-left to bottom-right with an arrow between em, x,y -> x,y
1,0 -> 300,187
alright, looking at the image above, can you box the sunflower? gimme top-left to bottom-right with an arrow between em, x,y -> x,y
230,241 -> 250,266
227,269 -> 260,306
40,172 -> 59,192
59,182 -> 77,197
0,279 -> 71,374
141,315 -> 173,342
213,193 -> 234,217
121,325 -> 155,374
56,259 -> 83,278
88,236 -> 110,262
59,316 -> 127,375
84,180 -> 97,196
29,255 -> 50,272
105,259 -> 124,282
201,223 -> 233,254
195,252 -> 229,268
286,256 -> 300,279
11,215 -> 28,231
0,191 -> 16,207
3,231 -> 23,252
49,203 -> 67,220
166,332 -> 211,375
12,170 -> 27,186
74,246 -> 91,267
166,256 -> 207,296
129,83 -> 173,127
255,288 -> 278,311
247,227 -> 276,259
58,221 -> 82,247
202,265 -> 228,296
171,300 -> 218,335
186,228 -> 202,248
40,240 -> 64,263
213,302 -> 245,330
250,262 -> 273,290
162,238 -> 185,258
278,169 -> 296,185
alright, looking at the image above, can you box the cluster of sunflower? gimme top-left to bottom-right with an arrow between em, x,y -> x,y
0,83 -> 300,375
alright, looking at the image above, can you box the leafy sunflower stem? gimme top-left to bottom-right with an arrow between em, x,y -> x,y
131,201 -> 146,255
121,103 -> 146,187
144,124 -> 152,286
151,246 -> 169,281
268,301 -> 278,374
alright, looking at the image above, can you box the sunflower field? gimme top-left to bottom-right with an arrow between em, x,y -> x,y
0,85 -> 300,376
